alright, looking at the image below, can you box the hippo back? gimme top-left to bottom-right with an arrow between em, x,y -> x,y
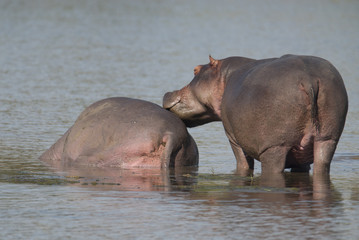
40,97 -> 198,168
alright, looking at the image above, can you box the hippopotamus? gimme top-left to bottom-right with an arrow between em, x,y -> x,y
40,97 -> 198,168
163,55 -> 348,174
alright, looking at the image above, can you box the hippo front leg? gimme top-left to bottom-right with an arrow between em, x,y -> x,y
225,132 -> 254,176
232,144 -> 254,176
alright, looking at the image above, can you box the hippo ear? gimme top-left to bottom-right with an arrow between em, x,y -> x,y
209,55 -> 218,67
194,65 -> 201,75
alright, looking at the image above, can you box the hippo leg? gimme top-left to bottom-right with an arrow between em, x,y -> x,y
312,171 -> 331,200
232,143 -> 254,176
160,132 -> 185,168
161,133 -> 174,168
226,132 -> 254,176
259,146 -> 291,174
313,139 -> 337,174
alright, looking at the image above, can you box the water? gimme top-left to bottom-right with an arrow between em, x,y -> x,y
1,0 -> 359,239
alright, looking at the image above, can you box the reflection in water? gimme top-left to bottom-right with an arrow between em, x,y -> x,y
188,172 -> 341,205
52,163 -> 344,238
180,172 -> 344,238
44,162 -> 199,192
44,159 -> 341,208
0,157 -> 355,239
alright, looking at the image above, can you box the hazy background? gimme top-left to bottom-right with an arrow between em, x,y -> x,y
1,1 -> 358,239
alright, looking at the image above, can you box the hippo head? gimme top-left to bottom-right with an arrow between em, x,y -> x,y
163,56 -> 224,127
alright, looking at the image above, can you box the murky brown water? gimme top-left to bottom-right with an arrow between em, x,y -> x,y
1,0 -> 359,239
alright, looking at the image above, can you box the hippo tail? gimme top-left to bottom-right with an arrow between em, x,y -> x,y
308,82 -> 320,132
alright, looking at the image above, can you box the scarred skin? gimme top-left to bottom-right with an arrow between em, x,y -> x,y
163,55 -> 348,175
40,97 -> 198,168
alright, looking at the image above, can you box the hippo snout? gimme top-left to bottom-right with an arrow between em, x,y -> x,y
163,91 -> 181,110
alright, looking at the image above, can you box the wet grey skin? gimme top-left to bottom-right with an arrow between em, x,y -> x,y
40,97 -> 198,169
163,55 -> 348,175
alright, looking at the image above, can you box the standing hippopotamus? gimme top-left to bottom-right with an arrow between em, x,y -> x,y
163,55 -> 348,174
40,97 -> 198,168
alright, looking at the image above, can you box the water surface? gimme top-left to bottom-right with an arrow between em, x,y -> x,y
1,0 -> 358,239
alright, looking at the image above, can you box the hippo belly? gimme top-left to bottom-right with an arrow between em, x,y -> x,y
40,97 -> 198,168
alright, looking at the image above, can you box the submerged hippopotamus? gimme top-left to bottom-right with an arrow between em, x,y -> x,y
163,55 -> 348,174
40,97 -> 198,168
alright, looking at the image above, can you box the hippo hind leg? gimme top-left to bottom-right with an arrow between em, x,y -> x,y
259,146 -> 291,174
160,132 -> 199,168
313,139 -> 337,174
160,133 -> 177,168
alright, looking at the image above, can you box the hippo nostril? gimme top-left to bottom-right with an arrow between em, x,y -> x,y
163,92 -> 181,110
